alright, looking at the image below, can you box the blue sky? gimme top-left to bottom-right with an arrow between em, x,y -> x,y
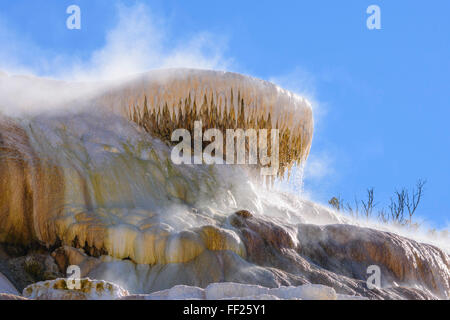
0,0 -> 449,227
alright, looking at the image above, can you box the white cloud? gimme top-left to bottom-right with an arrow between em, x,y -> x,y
0,2 -> 232,81
303,151 -> 335,182
0,2 -> 233,116
71,3 -> 232,81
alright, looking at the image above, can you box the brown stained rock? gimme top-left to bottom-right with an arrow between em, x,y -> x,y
296,224 -> 450,299
239,228 -> 266,263
235,210 -> 253,219
5,252 -> 63,292
230,214 -> 296,253
228,213 -> 449,300
51,246 -> 101,278
52,247 -> 70,274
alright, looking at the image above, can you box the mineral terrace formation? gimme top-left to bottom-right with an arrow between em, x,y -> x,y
0,69 -> 448,300
94,69 -> 314,179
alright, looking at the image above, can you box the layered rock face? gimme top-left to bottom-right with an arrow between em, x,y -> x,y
229,214 -> 449,299
295,224 -> 449,298
30,212 -> 447,300
0,69 -> 448,300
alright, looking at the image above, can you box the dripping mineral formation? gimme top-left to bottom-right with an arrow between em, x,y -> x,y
0,69 -> 448,300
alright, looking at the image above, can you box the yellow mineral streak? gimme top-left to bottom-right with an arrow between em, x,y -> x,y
164,230 -> 205,264
0,117 -> 65,245
199,225 -> 246,258
49,202 -> 245,265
